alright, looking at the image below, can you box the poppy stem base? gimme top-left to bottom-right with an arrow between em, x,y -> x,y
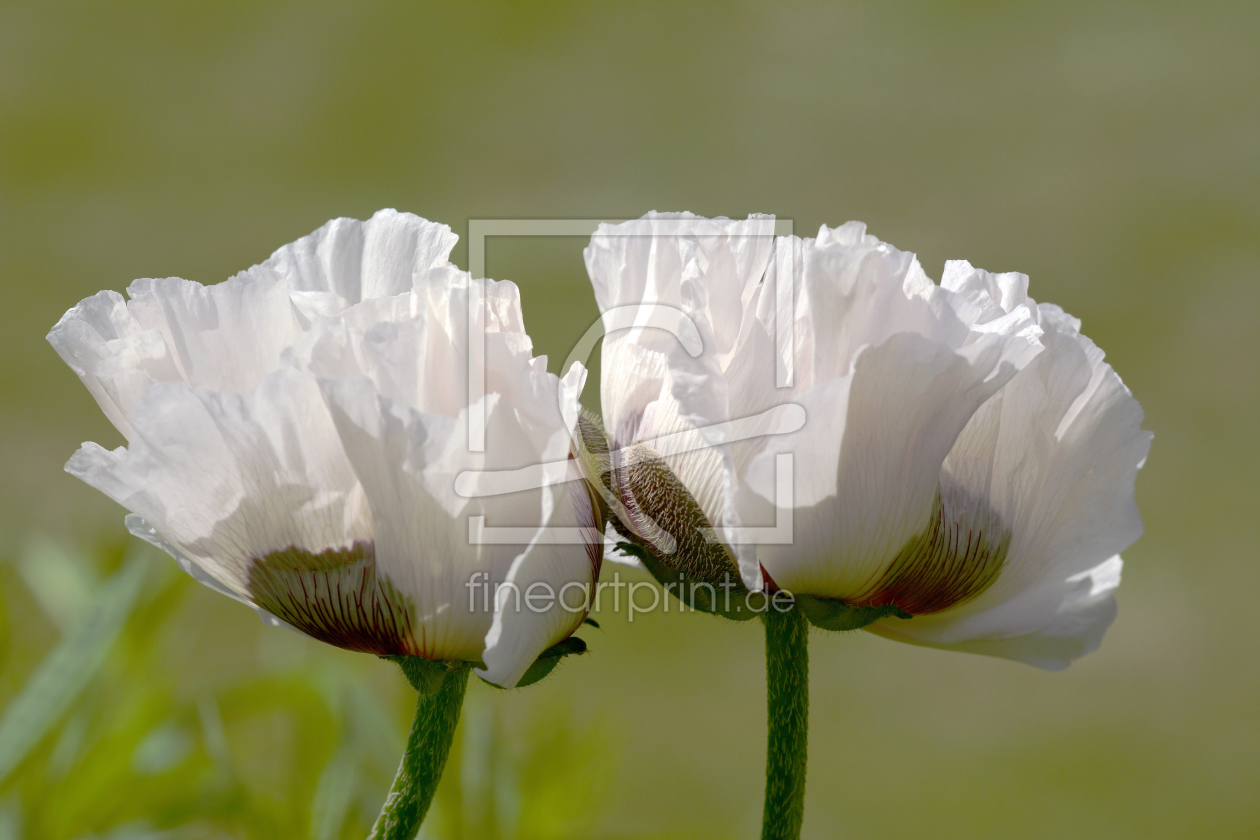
762,605 -> 809,840
368,660 -> 471,840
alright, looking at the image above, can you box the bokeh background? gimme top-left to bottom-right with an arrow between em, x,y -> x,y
1,2 -> 1257,838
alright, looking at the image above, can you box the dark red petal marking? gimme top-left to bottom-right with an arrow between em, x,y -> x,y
246,541 -> 419,656
851,486 -> 1009,616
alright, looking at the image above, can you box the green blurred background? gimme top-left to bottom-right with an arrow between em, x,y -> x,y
1,2 -> 1257,838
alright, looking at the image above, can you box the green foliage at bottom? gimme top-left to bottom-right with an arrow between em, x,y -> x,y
0,536 -> 613,840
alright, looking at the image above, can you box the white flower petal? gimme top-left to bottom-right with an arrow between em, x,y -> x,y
941,260 -> 1032,323
588,210 -> 1145,668
304,283 -> 596,666
587,214 -> 783,587
584,211 -> 774,363
745,329 -> 1022,598
870,312 -> 1150,659
262,208 -> 458,318
785,224 -> 969,389
66,368 -> 368,599
478,477 -> 600,688
123,514 -> 291,629
48,270 -> 304,441
56,211 -> 598,670
317,375 -> 487,660
868,555 -> 1122,669
124,271 -> 305,395
48,290 -> 172,440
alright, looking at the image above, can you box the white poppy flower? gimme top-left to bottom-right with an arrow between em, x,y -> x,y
50,210 -> 602,688
586,212 -> 1149,668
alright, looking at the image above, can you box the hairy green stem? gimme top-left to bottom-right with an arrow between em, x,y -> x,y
762,605 -> 809,840
368,662 -> 470,840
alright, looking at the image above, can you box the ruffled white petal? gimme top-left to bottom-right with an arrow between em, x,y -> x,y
590,211 -> 1144,666
66,368 -> 368,599
56,211 -> 598,673
124,514 -> 290,629
123,271 -> 305,395
305,282 -> 596,673
867,296 -> 1150,664
868,555 -> 1122,669
590,213 -> 1044,593
48,290 -> 177,440
316,375 -> 489,661
584,212 -> 774,366
478,473 -> 600,688
262,208 -> 458,319
586,214 -> 780,585
941,260 -> 1032,323
742,329 -> 1027,598
47,271 -> 305,440
48,210 -> 459,441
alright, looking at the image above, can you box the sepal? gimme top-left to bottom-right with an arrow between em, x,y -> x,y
795,594 -> 910,632
609,440 -> 743,582
616,541 -> 760,621
480,636 -> 589,690
383,655 -> 470,694
574,409 -> 613,527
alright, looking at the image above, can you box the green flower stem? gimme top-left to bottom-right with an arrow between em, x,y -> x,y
368,661 -> 471,840
762,605 -> 809,840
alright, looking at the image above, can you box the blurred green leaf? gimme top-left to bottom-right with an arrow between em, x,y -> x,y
195,695 -> 231,773
46,712 -> 88,778
421,684 -> 615,840
0,558 -> 145,786
0,800 -> 20,840
131,722 -> 193,776
309,743 -> 356,840
17,537 -> 100,633
38,687 -> 188,838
